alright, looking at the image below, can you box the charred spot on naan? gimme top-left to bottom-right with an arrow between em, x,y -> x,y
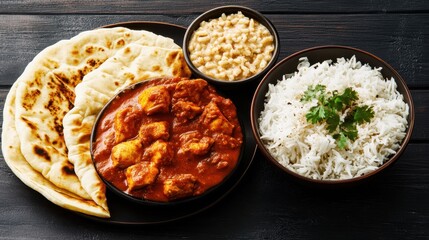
166,51 -> 178,66
28,71 -> 43,88
77,124 -> 92,144
124,46 -> 131,54
21,116 -> 64,148
54,72 -> 70,86
87,58 -> 101,68
61,162 -> 75,176
52,115 -> 64,137
85,45 -> 106,54
115,39 -> 126,48
48,74 -> 76,105
44,96 -> 71,129
44,134 -> 52,145
20,116 -> 37,130
94,182 -> 107,203
72,44 -> 105,55
122,72 -> 135,82
174,64 -> 190,77
41,58 -> 60,69
152,65 -> 161,72
71,48 -> 80,55
78,134 -> 91,143
52,59 -> 103,89
103,36 -> 127,50
33,145 -> 51,162
167,51 -> 192,77
22,89 -> 41,111
41,89 -> 68,142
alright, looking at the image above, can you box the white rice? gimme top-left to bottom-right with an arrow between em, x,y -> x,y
258,56 -> 409,180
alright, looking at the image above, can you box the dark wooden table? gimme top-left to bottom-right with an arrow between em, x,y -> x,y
1,1 -> 428,239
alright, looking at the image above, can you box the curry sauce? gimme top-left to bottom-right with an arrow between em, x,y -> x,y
91,77 -> 243,202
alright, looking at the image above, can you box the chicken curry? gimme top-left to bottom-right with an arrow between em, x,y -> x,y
91,77 -> 243,202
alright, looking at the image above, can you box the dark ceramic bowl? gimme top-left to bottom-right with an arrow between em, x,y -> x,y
90,78 -> 245,206
251,45 -> 415,187
183,5 -> 280,88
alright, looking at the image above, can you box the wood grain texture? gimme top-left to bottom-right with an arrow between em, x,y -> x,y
0,1 -> 428,239
0,14 -> 428,88
0,0 -> 428,14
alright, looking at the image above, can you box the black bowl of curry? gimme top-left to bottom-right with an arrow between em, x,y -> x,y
90,77 -> 244,205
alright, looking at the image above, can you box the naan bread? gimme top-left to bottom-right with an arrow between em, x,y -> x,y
2,82 -> 109,218
62,43 -> 191,210
3,26 -> 188,217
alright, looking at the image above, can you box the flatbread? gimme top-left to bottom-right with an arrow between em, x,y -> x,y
3,26 -> 188,217
62,43 -> 191,210
2,82 -> 109,218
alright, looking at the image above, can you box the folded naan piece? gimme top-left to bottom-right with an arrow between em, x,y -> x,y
2,82 -> 109,218
4,26 -> 186,217
62,43 -> 191,211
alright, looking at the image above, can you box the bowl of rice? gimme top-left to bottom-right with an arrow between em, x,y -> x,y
183,5 -> 280,88
251,45 -> 414,186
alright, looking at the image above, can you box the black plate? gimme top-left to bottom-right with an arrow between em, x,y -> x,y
78,21 -> 257,224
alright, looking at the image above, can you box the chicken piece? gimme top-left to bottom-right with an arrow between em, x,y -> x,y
172,101 -> 202,122
142,140 -> 174,166
185,136 -> 214,155
179,131 -> 200,142
163,174 -> 198,200
216,161 -> 229,169
126,161 -> 159,191
111,139 -> 143,169
138,85 -> 171,115
199,101 -> 235,135
213,133 -> 242,150
172,79 -> 207,103
138,121 -> 170,145
210,153 -> 231,170
114,107 -> 142,143
178,134 -> 214,157
216,98 -> 237,120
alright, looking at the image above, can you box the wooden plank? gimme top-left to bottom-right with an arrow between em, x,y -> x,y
412,90 -> 429,141
0,0 -> 428,14
0,14 -> 428,88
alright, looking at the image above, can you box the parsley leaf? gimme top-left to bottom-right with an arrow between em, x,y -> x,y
329,92 -> 344,111
301,84 -> 374,149
301,84 -> 326,102
334,132 -> 349,149
306,106 -> 326,124
354,105 -> 375,124
340,123 -> 358,142
341,87 -> 359,106
325,109 -> 340,133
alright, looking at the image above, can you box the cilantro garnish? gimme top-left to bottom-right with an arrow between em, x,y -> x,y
301,84 -> 374,149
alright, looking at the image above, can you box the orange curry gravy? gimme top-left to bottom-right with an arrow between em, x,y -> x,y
92,77 -> 243,202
